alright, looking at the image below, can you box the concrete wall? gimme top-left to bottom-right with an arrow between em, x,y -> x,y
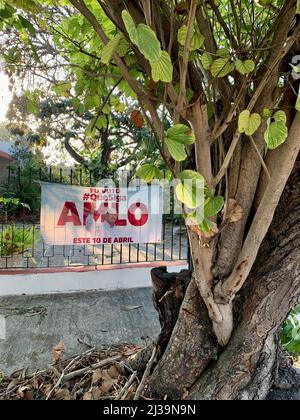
0,263 -> 188,296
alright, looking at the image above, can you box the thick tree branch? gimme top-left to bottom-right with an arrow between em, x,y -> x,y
176,0 -> 197,116
215,111 -> 300,304
213,19 -> 300,186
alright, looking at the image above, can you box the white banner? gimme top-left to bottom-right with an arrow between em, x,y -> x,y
40,183 -> 162,246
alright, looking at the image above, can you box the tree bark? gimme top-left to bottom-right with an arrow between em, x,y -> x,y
148,160 -> 300,400
151,267 -> 190,357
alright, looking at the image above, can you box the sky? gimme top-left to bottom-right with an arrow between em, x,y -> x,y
0,71 -> 12,122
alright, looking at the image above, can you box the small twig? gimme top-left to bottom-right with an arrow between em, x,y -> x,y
77,337 -> 94,348
45,347 -> 96,400
62,355 -> 122,384
249,135 -> 271,182
133,346 -> 157,400
158,290 -> 173,303
117,371 -> 138,400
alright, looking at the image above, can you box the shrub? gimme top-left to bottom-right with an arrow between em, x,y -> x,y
0,225 -> 40,259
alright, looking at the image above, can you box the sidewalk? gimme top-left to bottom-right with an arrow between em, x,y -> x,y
0,287 -> 160,375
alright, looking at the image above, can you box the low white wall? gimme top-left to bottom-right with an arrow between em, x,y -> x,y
0,264 -> 188,296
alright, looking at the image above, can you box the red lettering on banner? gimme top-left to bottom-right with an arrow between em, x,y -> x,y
128,203 -> 148,227
57,201 -> 148,227
83,202 -> 127,226
57,202 -> 82,226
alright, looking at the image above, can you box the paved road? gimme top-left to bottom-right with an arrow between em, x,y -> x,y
0,288 -> 160,375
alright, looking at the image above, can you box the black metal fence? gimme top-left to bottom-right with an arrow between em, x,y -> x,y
0,166 -> 188,270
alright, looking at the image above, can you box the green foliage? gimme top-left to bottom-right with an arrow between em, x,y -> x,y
51,82 -> 72,98
201,52 -> 213,70
121,10 -> 173,83
101,34 -> 123,64
166,124 -> 195,145
151,51 -> 173,83
175,170 -> 204,209
165,124 -> 195,162
238,110 -> 261,136
264,110 -> 288,149
235,59 -> 255,75
204,196 -> 225,218
0,196 -> 30,222
0,225 -> 40,257
177,25 -> 204,51
136,164 -> 162,182
122,10 -> 161,61
210,58 -> 234,78
281,304 -> 300,356
165,137 -> 187,161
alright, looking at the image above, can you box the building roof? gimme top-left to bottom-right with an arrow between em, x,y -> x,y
0,140 -> 15,161
0,150 -> 15,161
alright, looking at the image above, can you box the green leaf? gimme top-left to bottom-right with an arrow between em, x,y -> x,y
0,4 -> 15,19
165,138 -> 187,161
136,164 -> 161,182
201,52 -> 213,70
51,82 -> 72,97
176,170 -> 205,209
166,124 -> 195,145
263,108 -> 272,119
204,196 -> 224,218
178,25 -> 204,51
116,37 -> 130,57
6,0 -> 38,13
264,110 -> 288,150
210,58 -> 234,78
297,0 -> 300,14
18,14 -> 35,36
296,86 -> 300,112
102,103 -> 111,114
136,24 -> 161,61
238,110 -> 261,136
187,210 -> 204,226
216,48 -> 231,59
199,218 -> 218,234
122,10 -> 139,45
27,100 -> 39,115
235,59 -> 255,75
101,34 -> 122,64
178,170 -> 204,183
150,51 -> 173,83
122,11 -> 162,62
84,95 -> 100,110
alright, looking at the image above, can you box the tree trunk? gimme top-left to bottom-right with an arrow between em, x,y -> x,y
148,160 -> 300,400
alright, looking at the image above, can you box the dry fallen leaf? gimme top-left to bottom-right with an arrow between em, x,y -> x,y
122,345 -> 142,357
83,392 -> 93,400
91,368 -> 119,399
52,341 -> 65,363
92,386 -> 103,400
55,388 -> 71,400
107,364 -> 120,380
18,386 -> 33,400
92,368 -> 103,385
